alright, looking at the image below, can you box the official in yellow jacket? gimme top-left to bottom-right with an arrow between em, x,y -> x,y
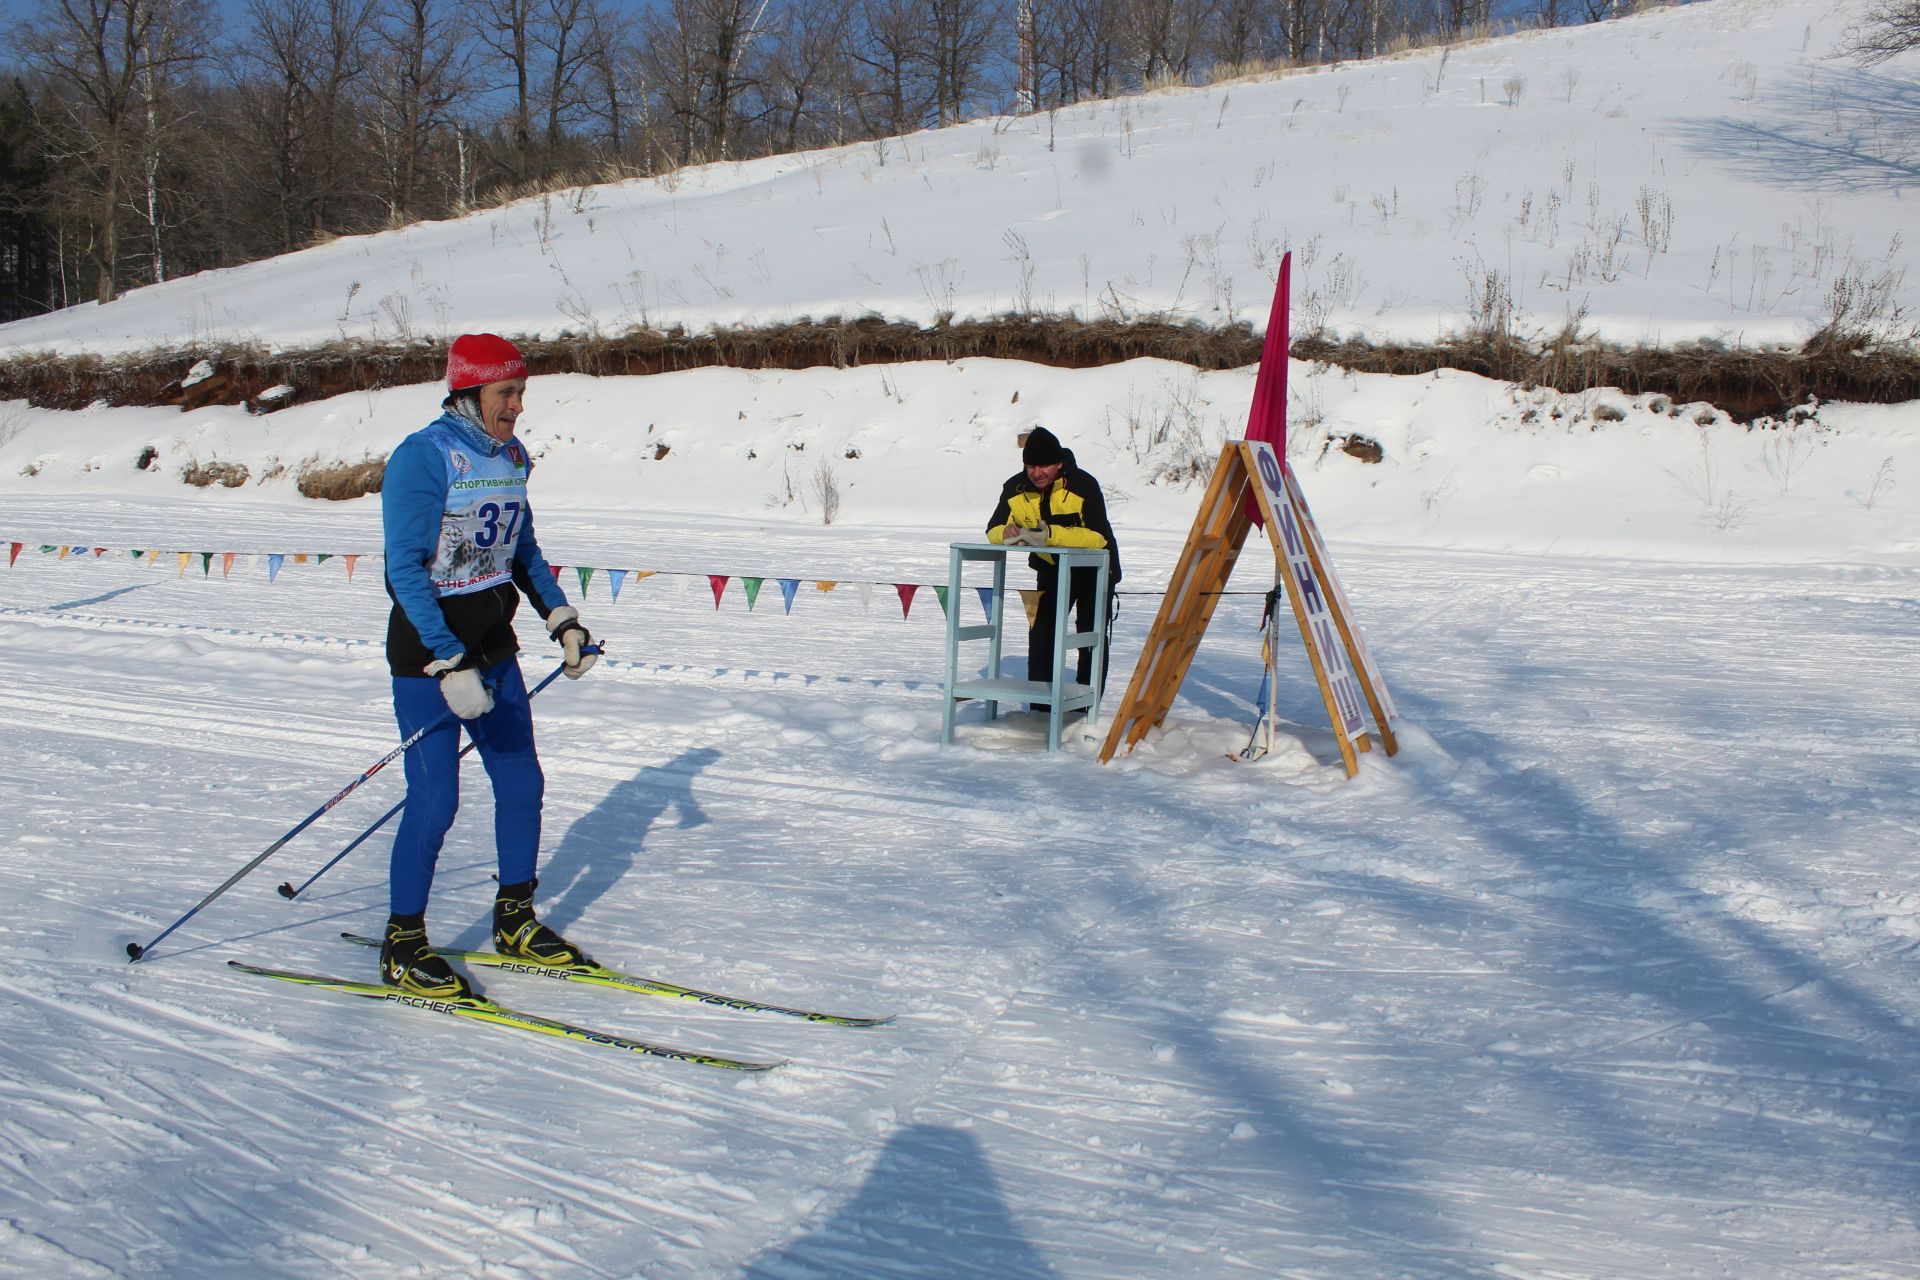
985,426 -> 1122,698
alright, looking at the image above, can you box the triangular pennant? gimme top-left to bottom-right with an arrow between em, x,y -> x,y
577,566 -> 594,595
976,586 -> 994,617
742,577 -> 764,610
551,565 -> 564,579
7,542 -> 19,567
267,553 -> 285,583
895,583 -> 918,618
130,549 -> 145,561
676,575 -> 688,600
815,580 -> 837,592
779,578 -> 799,613
57,546 -> 70,560
607,568 -> 627,603
1019,588 -> 1042,628
175,551 -> 190,576
200,552 -> 212,576
708,575 -> 729,608
344,554 -> 359,581
39,545 -> 55,554
93,547 -> 107,557
245,554 -> 259,575
632,569 -> 657,582
293,553 -> 309,564
221,552 -> 236,578
316,553 -> 332,563
934,585 -> 950,616
858,583 -> 874,612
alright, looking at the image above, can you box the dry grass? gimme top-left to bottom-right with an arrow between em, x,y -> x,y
180,459 -> 249,488
296,456 -> 386,501
2,316 -> 1916,426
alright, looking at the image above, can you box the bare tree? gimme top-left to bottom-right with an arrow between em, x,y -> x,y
846,0 -> 928,136
763,0 -> 855,150
17,0 -> 208,302
923,0 -> 1002,126
235,0 -> 378,253
640,0 -> 774,164
1840,0 -> 1920,64
366,0 -> 469,221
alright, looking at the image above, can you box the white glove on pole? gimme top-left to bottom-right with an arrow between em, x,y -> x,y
426,654 -> 493,719
546,606 -> 598,679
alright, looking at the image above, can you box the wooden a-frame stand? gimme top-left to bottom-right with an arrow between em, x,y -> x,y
1099,440 -> 1398,775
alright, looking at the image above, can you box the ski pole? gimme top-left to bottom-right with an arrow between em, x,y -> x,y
125,706 -> 458,962
274,656 -> 580,900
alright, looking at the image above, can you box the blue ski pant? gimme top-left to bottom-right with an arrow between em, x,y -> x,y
389,655 -> 543,916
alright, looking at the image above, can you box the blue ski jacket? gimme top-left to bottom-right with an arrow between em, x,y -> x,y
381,408 -> 570,676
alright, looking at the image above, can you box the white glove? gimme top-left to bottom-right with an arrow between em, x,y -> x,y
1008,524 -> 1050,548
545,606 -> 598,679
426,654 -> 494,719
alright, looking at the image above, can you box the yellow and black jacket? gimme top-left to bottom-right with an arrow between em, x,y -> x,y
984,455 -> 1122,584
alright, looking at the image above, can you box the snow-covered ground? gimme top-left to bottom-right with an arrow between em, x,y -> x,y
3,0 -> 1919,1275
4,500 -> 1918,1277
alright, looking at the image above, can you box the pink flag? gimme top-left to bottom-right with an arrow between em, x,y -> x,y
1244,252 -> 1291,526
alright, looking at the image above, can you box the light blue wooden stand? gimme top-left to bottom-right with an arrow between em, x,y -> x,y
941,542 -> 1111,752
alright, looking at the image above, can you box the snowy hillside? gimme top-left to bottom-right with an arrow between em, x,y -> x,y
0,0 -> 1913,357
2,2 -> 1919,1278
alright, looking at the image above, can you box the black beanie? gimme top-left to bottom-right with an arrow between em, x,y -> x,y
1022,426 -> 1066,466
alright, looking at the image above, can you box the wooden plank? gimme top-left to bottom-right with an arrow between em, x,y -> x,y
1101,444 -> 1252,761
1240,441 -> 1367,777
1282,463 -> 1400,755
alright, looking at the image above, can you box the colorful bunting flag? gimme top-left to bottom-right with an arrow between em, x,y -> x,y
743,577 -> 764,610
576,566 -> 593,595
267,553 -> 285,583
708,575 -> 729,608
779,578 -> 799,613
7,542 -> 18,567
607,568 -> 627,602
895,583 -> 918,618
200,552 -> 212,576
1019,588 -> 1042,628
176,552 -> 191,576
57,546 -> 70,560
294,553 -> 309,565
344,554 -> 359,581
316,553 -> 332,563
934,585 -> 950,616
93,547 -> 106,557
221,552 -> 236,578
815,580 -> 837,592
976,586 -> 994,617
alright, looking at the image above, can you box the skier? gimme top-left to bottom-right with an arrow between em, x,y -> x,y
984,426 -> 1121,698
378,332 -> 599,998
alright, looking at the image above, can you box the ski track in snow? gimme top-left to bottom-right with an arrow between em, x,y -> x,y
3,521 -> 1919,1278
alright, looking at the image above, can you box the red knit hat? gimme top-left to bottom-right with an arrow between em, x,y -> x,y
446,333 -> 528,391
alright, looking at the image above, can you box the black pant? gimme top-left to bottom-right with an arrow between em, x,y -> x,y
1028,565 -> 1114,698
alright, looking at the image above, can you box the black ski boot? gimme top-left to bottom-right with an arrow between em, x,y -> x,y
379,914 -> 475,1000
494,879 -> 590,968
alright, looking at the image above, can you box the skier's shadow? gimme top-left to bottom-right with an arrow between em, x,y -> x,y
738,1123 -> 1058,1278
535,746 -> 721,934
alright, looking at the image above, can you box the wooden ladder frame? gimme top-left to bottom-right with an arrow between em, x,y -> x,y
1099,440 -> 1397,775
